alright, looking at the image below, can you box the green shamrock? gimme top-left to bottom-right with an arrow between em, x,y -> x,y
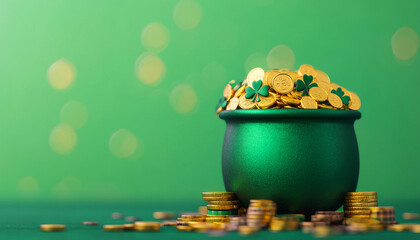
296,74 -> 318,96
331,88 -> 350,105
216,97 -> 227,110
245,80 -> 269,102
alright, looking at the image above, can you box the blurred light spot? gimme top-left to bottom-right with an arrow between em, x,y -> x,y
50,124 -> 77,155
17,176 -> 39,198
202,62 -> 227,90
109,129 -> 138,158
392,26 -> 419,60
53,176 -> 83,198
60,101 -> 88,130
47,59 -> 76,90
245,52 -> 268,73
135,52 -> 166,86
267,45 -> 295,70
174,0 -> 202,30
170,84 -> 198,114
141,22 -> 170,53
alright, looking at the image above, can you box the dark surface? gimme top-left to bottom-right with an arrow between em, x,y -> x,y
0,202 -> 419,239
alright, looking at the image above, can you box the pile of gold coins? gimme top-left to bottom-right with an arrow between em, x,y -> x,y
202,192 -> 241,223
40,191 -> 420,236
343,192 -> 378,219
269,215 -> 302,231
216,64 -> 361,114
246,199 -> 276,228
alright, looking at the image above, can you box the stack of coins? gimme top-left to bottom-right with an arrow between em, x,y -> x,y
269,216 -> 300,231
246,200 -> 276,228
202,192 -> 239,222
311,211 -> 343,225
343,192 -> 378,219
228,216 -> 246,231
370,207 -> 398,225
216,65 -> 361,114
177,213 -> 206,226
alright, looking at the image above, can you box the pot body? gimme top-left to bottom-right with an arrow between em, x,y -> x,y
219,109 -> 361,217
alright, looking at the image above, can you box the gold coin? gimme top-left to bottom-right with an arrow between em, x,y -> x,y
300,96 -> 318,109
288,89 -> 302,99
387,224 -> 411,232
226,97 -> 239,110
238,225 -> 260,235
207,205 -> 239,210
177,225 -> 194,232
344,195 -> 377,200
343,207 -> 372,211
134,221 -> 160,231
344,202 -> 378,207
181,214 -> 206,219
344,210 -> 371,215
327,93 -> 343,108
234,85 -> 246,98
369,206 -> 394,211
205,217 -> 230,222
123,224 -> 135,231
246,67 -> 265,87
203,196 -> 235,201
263,70 -> 281,87
315,70 -> 330,83
309,87 -> 328,102
238,94 -> 256,109
198,206 -> 208,215
298,64 -> 317,78
216,107 -> 223,114
202,192 -> 235,197
344,200 -> 377,204
40,224 -> 66,232
318,103 -> 333,109
280,95 -> 300,106
103,225 -> 125,232
345,192 -> 377,196
412,224 -> 420,233
315,81 -> 332,94
257,93 -> 276,109
208,200 -> 240,205
348,91 -> 361,110
272,73 -> 294,94
283,105 -> 297,109
223,84 -> 233,100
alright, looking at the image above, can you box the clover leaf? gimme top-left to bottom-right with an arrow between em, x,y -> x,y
331,88 -> 350,105
296,74 -> 318,96
245,80 -> 269,102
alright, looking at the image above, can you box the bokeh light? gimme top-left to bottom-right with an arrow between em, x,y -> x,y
49,124 -> 77,155
170,84 -> 198,114
267,45 -> 296,70
245,52 -> 268,73
202,62 -> 227,90
47,59 -> 76,90
135,52 -> 166,86
392,26 -> 419,60
60,101 -> 88,130
174,0 -> 202,30
141,22 -> 170,53
17,176 -> 39,198
109,129 -> 138,158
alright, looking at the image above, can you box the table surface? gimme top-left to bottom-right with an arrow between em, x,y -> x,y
1,201 -> 419,240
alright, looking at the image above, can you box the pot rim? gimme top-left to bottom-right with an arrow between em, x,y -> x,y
219,109 -> 361,120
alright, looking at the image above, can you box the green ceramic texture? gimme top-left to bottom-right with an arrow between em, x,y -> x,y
219,109 -> 361,216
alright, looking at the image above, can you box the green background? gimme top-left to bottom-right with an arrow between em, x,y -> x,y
0,0 -> 419,205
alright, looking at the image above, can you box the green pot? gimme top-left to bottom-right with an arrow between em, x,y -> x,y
219,109 -> 361,217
